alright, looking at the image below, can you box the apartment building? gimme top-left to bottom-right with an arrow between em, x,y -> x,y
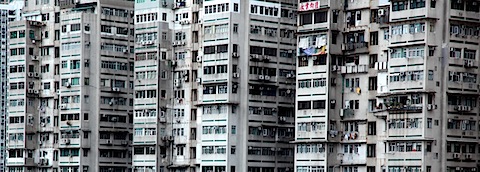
6,1 -> 134,172
295,0 -> 480,171
1,2 -> 24,172
133,0 -> 298,172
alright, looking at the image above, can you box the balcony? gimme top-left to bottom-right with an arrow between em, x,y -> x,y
132,154 -> 157,165
450,9 -> 480,21
202,53 -> 229,62
341,42 -> 369,54
297,86 -> 327,96
390,8 -> 436,22
340,153 -> 366,165
388,81 -> 424,90
296,152 -> 326,160
389,57 -> 425,67
447,58 -> 479,69
446,129 -> 476,137
173,136 -> 189,144
388,128 -> 423,137
7,140 -> 26,149
340,132 -> 366,143
447,81 -> 479,92
386,104 -> 423,113
7,157 -> 34,166
59,138 -> 81,147
202,93 -> 229,103
296,109 -> 327,118
296,131 -> 327,139
58,156 -> 80,165
133,135 -> 157,145
385,151 -> 423,163
389,32 -> 429,45
339,64 -> 368,74
448,105 -> 474,113
202,73 -> 229,83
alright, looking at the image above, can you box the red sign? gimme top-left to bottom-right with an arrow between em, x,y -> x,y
298,1 -> 320,12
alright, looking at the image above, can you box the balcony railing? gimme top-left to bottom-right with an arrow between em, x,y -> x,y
387,104 -> 423,113
341,42 -> 368,51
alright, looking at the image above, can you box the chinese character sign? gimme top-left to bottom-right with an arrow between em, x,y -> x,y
298,1 -> 320,12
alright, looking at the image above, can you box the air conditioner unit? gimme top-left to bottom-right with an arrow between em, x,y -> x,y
264,75 -> 271,80
31,56 -> 38,61
112,87 -> 120,92
454,153 -> 460,159
60,104 -> 68,110
195,78 -> 202,83
378,9 -> 385,16
232,52 -> 239,58
34,73 -> 40,77
196,56 -> 202,62
32,40 -> 36,44
162,1 -> 167,7
455,105 -> 463,111
302,57 -> 307,61
123,49 -> 129,53
332,65 -> 338,71
106,140 -> 112,144
312,56 -> 318,60
65,82 -> 71,88
28,72 -> 34,77
174,79 -> 181,87
233,73 -> 240,78
258,75 -> 265,80
111,117 -> 118,122
34,90 -> 39,94
286,73 -> 295,78
427,104 -> 433,110
63,139 -> 70,144
28,89 -> 34,94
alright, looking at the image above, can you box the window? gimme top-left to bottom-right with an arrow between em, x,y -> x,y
427,118 -> 432,128
370,32 -> 378,45
367,144 -> 376,157
313,100 -> 326,109
300,13 -> 312,25
71,24 -> 81,31
314,11 -> 327,23
233,24 -> 238,33
298,101 -> 311,110
368,77 -> 377,90
368,122 -> 376,135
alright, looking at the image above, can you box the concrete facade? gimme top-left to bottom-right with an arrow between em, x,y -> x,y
0,1 -> 24,172
6,1 -> 134,172
133,0 -> 297,172
294,0 -> 480,171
